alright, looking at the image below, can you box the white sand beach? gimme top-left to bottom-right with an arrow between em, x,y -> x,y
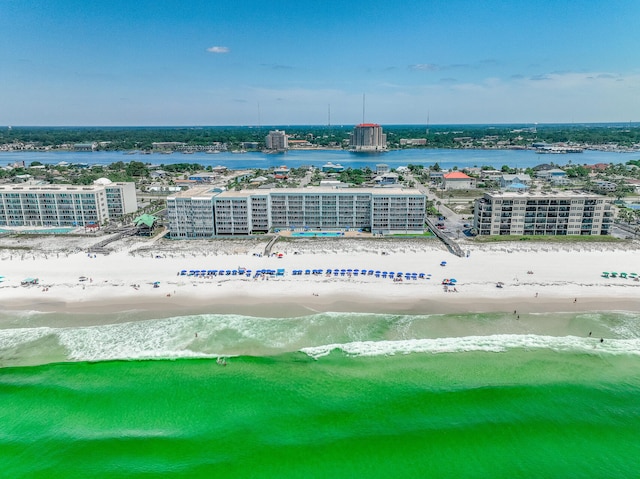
1,235 -> 639,321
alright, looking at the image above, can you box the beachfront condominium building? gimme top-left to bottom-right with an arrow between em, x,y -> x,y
349,124 -> 387,152
0,180 -> 137,227
166,187 -> 426,237
265,130 -> 288,150
473,191 -> 613,236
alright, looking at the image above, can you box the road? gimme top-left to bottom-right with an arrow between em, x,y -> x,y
406,172 -> 471,240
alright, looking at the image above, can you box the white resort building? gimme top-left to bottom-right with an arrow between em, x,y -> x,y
265,130 -> 288,151
0,180 -> 137,227
167,187 -> 426,238
473,191 -> 614,236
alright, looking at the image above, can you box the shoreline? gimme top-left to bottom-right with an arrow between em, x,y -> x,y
3,292 -> 637,318
2,236 -> 640,324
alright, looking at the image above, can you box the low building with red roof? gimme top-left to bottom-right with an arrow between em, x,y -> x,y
443,171 -> 476,190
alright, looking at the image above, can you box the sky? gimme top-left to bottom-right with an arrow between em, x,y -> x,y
1,0 -> 640,126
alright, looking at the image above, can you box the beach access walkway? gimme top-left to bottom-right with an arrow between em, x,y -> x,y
425,217 -> 465,257
87,227 -> 169,254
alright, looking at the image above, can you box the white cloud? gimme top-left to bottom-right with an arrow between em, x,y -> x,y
206,46 -> 229,54
409,63 -> 440,72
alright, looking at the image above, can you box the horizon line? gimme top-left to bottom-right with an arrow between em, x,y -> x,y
3,121 -> 639,129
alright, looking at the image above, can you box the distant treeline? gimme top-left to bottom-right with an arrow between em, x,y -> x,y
2,124 -> 640,149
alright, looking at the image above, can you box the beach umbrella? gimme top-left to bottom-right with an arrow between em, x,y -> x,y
449,278 -> 457,283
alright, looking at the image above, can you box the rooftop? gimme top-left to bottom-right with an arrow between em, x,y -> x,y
443,171 -> 472,179
483,190 -> 608,199
169,186 -> 424,200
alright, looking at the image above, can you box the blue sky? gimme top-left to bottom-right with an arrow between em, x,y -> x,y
2,0 -> 639,125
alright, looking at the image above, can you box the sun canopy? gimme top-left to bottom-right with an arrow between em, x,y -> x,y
133,214 -> 158,228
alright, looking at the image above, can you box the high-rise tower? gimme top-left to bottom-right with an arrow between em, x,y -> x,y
348,124 -> 387,152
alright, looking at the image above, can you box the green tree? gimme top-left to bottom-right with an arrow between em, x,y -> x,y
125,161 -> 149,177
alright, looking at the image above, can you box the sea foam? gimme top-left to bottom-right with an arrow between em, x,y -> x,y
300,334 -> 640,359
2,311 -> 640,365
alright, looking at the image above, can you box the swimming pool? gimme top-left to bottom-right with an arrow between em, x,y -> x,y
290,231 -> 345,238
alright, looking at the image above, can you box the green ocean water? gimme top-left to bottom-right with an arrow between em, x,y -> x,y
1,311 -> 640,478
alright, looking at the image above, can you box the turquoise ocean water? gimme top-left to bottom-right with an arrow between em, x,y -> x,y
1,310 -> 640,478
